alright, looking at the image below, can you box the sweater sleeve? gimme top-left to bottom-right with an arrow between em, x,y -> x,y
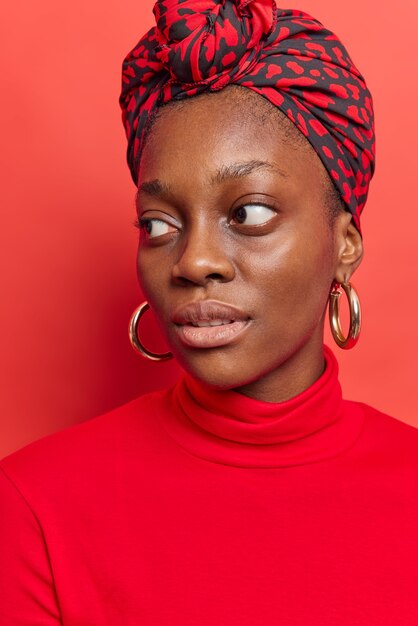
0,466 -> 62,625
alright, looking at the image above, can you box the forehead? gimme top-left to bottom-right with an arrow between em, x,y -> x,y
138,86 -> 323,188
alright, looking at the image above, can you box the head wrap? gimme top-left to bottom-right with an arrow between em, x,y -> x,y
120,0 -> 375,232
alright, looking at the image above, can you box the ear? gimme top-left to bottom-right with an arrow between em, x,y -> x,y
334,212 -> 364,283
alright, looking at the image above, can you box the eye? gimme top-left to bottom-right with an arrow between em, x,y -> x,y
137,217 -> 177,239
232,204 -> 276,226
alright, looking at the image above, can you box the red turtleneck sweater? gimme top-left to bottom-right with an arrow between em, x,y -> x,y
0,346 -> 417,625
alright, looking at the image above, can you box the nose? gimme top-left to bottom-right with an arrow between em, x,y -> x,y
171,222 -> 235,286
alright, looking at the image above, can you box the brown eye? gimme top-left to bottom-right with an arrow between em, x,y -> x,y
139,217 -> 177,238
233,204 -> 276,225
235,206 -> 247,224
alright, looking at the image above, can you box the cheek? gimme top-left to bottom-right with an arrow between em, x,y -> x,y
251,229 -> 334,327
136,246 -> 168,313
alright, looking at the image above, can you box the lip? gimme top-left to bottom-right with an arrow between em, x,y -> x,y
171,299 -> 251,349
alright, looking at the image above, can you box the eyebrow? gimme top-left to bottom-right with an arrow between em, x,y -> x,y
136,179 -> 172,199
136,159 -> 287,205
209,160 -> 288,185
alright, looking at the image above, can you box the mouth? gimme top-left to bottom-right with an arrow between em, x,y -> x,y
171,300 -> 251,349
187,319 -> 236,327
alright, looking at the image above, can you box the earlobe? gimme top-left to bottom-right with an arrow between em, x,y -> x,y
334,213 -> 364,284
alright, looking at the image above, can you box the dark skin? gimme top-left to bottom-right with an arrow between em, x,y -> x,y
135,87 -> 363,402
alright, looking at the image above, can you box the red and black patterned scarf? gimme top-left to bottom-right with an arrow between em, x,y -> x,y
120,0 -> 375,231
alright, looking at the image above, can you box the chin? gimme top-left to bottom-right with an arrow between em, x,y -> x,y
172,347 -> 269,390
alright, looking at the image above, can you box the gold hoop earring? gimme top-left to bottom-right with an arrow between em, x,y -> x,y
129,301 -> 173,361
329,281 -> 361,349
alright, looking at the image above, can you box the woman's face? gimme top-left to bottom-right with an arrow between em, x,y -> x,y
136,88 -> 356,396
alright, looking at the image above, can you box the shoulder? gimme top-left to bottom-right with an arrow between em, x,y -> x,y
0,385 -> 171,501
347,399 -> 418,474
356,400 -> 418,442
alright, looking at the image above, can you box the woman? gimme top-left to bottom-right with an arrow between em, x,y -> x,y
0,1 -> 417,624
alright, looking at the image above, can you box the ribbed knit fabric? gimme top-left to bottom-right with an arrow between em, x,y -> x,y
0,346 -> 417,625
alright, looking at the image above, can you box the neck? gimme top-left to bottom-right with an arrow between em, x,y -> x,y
234,335 -> 326,403
163,342 -> 366,468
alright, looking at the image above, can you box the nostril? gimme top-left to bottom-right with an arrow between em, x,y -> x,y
207,273 -> 224,280
174,276 -> 197,287
173,272 -> 227,287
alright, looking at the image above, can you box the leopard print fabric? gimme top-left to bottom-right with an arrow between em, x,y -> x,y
120,0 -> 375,231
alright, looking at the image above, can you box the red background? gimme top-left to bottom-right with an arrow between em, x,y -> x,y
1,0 -> 417,458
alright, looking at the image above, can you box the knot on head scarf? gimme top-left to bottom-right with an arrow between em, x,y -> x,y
153,0 -> 276,83
120,0 -> 375,232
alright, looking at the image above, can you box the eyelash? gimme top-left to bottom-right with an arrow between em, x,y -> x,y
133,203 -> 277,233
232,203 -> 276,223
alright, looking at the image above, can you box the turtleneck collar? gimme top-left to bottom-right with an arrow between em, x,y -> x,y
158,345 -> 365,468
